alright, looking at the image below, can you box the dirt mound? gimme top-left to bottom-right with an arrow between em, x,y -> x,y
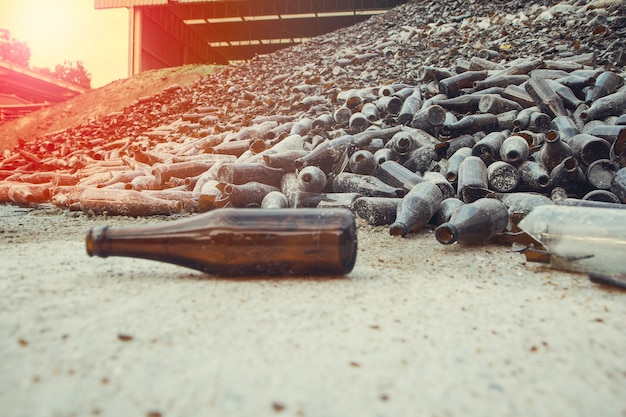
0,65 -> 222,153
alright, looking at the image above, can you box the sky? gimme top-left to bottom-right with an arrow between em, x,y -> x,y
0,0 -> 128,88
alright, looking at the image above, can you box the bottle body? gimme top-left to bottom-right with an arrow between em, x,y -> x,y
435,198 -> 508,244
518,205 -> 626,279
86,208 -> 357,276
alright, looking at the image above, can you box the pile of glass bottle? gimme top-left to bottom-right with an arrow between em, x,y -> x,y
1,56 -> 625,243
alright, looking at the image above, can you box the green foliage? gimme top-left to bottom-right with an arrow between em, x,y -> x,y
0,28 -> 31,67
41,60 -> 92,90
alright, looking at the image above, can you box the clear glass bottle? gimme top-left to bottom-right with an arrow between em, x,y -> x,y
86,208 -> 358,276
518,205 -> 626,281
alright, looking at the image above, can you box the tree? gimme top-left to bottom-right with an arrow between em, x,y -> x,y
0,28 -> 31,67
33,61 -> 92,89
50,60 -> 92,89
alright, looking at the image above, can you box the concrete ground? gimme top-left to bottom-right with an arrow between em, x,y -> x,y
0,204 -> 624,417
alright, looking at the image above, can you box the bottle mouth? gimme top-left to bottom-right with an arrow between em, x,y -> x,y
389,222 -> 408,237
435,224 -> 458,244
85,226 -> 109,257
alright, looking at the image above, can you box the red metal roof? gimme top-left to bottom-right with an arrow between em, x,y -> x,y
0,60 -> 87,104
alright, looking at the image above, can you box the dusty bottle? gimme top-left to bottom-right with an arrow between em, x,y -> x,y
539,130 -> 573,173
585,71 -> 623,103
429,197 -> 465,227
376,160 -> 423,192
397,94 -> 423,125
386,131 -> 418,156
348,150 -> 377,175
438,113 -> 498,139
423,171 -> 456,200
433,94 -> 484,113
86,208 -> 358,276
478,94 -> 522,114
361,102 -> 380,122
545,79 -> 585,111
263,150 -> 309,172
352,196 -> 401,226
491,192 -> 553,229
8,183 -> 52,206
473,74 -> 529,91
472,131 -> 508,165
294,135 -> 355,174
611,167 -> 626,203
261,191 -> 289,209
487,161 -> 520,193
503,85 -> 535,108
566,134 -> 610,166
585,159 -> 619,190
389,181 -> 443,237
349,112 -> 370,133
518,205 -> 626,281
216,182 -> 280,208
217,163 -> 285,187
411,105 -> 446,135
444,147 -> 473,183
297,166 -> 328,193
402,146 -> 438,174
499,135 -> 530,166
332,172 -> 404,198
78,187 -> 182,216
516,161 -> 551,193
457,156 -> 490,203
435,197 -> 508,244
438,70 -> 488,97
528,111 -> 552,133
524,76 -> 568,118
549,156 -> 586,195
287,190 -> 358,209
579,89 -> 626,122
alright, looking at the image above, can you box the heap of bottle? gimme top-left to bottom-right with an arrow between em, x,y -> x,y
0,0 -> 625,248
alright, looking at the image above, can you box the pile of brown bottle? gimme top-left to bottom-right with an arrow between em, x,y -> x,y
2,56 -> 626,247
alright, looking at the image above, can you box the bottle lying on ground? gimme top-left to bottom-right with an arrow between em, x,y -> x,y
86,208 -> 358,276
518,205 -> 626,285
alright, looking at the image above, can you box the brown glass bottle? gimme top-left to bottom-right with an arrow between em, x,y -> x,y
332,172 -> 404,198
539,130 -> 573,173
524,76 -> 568,119
348,150 -> 378,175
438,70 -> 488,97
294,135 -> 355,173
352,196 -> 401,226
411,105 -> 446,135
472,131 -> 508,165
376,160 -> 423,192
579,89 -> 626,122
438,114 -> 498,139
435,198 -> 508,245
457,156 -> 490,203
86,208 -> 357,276
217,163 -> 285,187
585,71 -> 623,103
390,181 -> 443,237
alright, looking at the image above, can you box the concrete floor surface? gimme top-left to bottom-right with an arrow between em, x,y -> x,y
0,205 -> 624,417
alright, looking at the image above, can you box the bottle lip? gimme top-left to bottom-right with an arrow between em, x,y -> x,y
389,222 -> 408,237
435,224 -> 458,244
85,226 -> 109,258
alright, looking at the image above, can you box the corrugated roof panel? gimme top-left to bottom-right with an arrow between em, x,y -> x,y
94,0 -> 167,9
